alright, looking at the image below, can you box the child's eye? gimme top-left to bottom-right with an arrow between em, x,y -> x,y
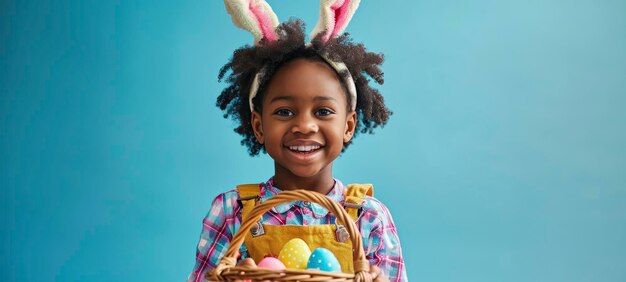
315,108 -> 335,117
274,109 -> 294,117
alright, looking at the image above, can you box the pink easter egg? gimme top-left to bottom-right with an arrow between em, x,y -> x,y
258,257 -> 286,270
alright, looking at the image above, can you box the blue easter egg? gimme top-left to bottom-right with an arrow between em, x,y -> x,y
306,248 -> 342,272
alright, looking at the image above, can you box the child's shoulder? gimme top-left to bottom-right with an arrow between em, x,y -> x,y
342,183 -> 396,224
211,188 -> 239,200
361,195 -> 394,217
209,184 -> 264,210
208,188 -> 241,212
212,184 -> 258,200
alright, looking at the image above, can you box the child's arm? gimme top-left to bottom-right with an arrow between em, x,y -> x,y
188,191 -> 241,282
363,198 -> 408,282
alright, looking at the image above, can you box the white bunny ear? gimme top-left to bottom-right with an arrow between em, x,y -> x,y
224,0 -> 280,45
310,0 -> 361,43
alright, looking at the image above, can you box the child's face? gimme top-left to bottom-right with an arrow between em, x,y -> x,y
251,58 -> 357,179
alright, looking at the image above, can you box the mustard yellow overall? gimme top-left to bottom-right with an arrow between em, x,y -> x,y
237,183 -> 373,274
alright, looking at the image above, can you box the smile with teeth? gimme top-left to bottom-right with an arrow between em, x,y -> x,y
287,145 -> 322,153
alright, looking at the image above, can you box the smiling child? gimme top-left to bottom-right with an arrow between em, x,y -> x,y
188,1 -> 407,281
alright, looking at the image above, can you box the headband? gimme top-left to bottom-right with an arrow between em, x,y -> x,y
224,0 -> 361,112
248,50 -> 357,112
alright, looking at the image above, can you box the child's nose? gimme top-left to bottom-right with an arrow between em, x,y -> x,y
290,114 -> 319,134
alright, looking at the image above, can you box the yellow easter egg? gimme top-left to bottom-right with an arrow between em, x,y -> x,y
278,238 -> 311,270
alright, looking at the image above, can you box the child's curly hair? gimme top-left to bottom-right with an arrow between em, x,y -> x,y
217,19 -> 392,156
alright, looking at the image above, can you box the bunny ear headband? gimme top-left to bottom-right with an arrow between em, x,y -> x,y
224,0 -> 361,112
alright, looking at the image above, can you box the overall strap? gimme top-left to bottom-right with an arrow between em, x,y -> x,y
344,183 -> 374,221
237,184 -> 261,220
237,183 -> 374,221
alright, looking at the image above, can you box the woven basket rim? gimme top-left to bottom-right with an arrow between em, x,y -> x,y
223,265 -> 355,278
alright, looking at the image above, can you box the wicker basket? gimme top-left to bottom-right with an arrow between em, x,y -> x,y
207,189 -> 373,282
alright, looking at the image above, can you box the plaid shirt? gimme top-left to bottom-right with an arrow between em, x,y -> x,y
188,178 -> 407,282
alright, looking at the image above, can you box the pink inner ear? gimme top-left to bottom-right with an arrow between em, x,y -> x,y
249,1 -> 278,42
330,0 -> 351,38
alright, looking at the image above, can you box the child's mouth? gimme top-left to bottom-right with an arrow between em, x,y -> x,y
287,145 -> 321,154
285,145 -> 323,159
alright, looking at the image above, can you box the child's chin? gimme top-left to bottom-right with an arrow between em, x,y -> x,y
291,170 -> 321,179
288,167 -> 325,179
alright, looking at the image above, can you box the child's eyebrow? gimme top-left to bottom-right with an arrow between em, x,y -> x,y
313,96 -> 338,102
269,96 -> 294,103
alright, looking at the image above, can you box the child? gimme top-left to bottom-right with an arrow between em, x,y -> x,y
189,1 -> 407,281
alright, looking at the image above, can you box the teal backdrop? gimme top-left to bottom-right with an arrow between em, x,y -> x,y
2,0 -> 625,281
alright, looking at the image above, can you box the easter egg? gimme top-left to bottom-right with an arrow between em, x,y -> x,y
278,238 -> 311,269
306,248 -> 342,272
258,257 -> 286,270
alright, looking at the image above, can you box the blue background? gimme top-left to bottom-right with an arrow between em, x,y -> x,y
2,0 -> 625,281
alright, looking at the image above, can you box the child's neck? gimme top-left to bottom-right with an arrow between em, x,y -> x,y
272,164 -> 335,195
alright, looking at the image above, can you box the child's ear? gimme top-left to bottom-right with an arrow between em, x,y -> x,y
251,111 -> 265,144
343,111 -> 357,143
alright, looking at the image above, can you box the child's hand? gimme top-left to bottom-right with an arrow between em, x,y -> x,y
369,265 -> 390,282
